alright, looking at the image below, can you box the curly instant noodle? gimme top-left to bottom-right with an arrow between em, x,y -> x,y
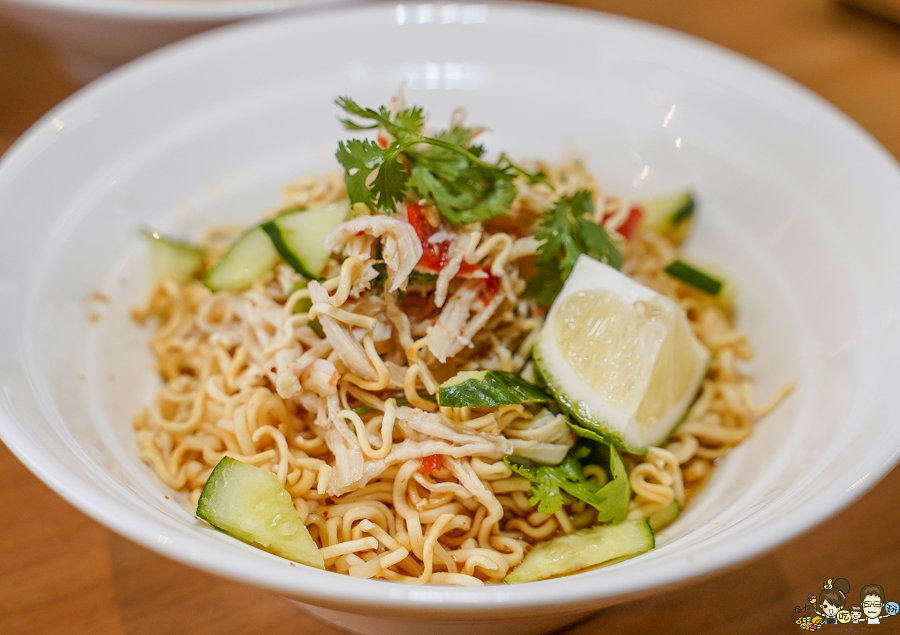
133,161 -> 785,585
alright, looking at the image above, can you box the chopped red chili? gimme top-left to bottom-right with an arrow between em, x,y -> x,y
616,205 -> 644,241
422,454 -> 443,476
458,260 -> 481,275
407,204 -> 450,271
478,268 -> 500,305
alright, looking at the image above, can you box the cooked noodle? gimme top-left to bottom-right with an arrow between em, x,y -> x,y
133,162 -> 785,585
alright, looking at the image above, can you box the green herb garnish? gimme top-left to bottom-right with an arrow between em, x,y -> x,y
438,370 -> 550,408
525,190 -> 622,307
505,441 -> 629,523
407,270 -> 439,285
334,97 -> 541,225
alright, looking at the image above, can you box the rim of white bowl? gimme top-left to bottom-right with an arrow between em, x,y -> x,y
0,0 -> 362,21
2,0 -> 900,614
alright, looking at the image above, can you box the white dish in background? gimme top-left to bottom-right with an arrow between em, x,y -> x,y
1,3 -> 900,635
0,0 -> 362,82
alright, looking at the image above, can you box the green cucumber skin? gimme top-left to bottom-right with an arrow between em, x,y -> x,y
289,281 -> 318,328
262,220 -> 313,279
203,225 -> 279,292
640,191 -> 695,245
642,191 -> 695,229
438,370 -> 550,408
267,202 -> 349,279
648,500 -> 680,532
664,260 -> 723,296
195,456 -> 233,525
667,193 -> 695,227
142,230 -> 205,284
293,297 -> 314,315
142,229 -> 204,256
505,519 -> 654,583
197,456 -> 325,568
204,202 -> 347,292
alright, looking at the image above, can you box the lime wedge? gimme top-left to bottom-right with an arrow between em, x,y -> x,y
534,255 -> 710,454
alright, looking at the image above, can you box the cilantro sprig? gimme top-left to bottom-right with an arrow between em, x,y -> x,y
525,190 -> 623,307
504,440 -> 630,524
334,96 -> 541,225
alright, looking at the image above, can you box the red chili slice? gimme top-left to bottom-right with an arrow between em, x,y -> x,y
601,204 -> 644,241
478,268 -> 500,305
616,205 -> 644,241
407,204 -> 450,271
421,454 -> 443,476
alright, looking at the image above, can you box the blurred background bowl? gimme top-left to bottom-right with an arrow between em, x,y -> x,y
1,3 -> 900,635
0,0 -> 361,82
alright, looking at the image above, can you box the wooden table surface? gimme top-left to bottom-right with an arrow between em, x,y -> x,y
2,0 -> 900,633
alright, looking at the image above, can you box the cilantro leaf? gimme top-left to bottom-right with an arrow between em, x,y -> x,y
441,124 -> 477,148
371,265 -> 437,290
565,423 -> 630,524
408,162 -> 517,225
368,257 -> 436,292
391,106 -> 426,140
335,138 -> 408,213
371,262 -> 388,288
460,176 -> 517,224
524,269 -> 564,308
408,270 -> 438,285
566,418 -> 618,448
335,96 -> 424,140
504,440 -> 630,523
404,126 -> 518,223
334,97 -> 543,224
407,164 -> 470,213
525,190 -> 622,306
578,216 -> 622,269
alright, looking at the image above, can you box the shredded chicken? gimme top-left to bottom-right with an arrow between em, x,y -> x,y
323,214 -> 423,292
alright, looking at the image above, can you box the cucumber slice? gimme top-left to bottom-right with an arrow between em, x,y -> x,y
664,259 -> 734,309
202,201 -> 348,292
648,500 -> 680,532
262,201 -> 349,279
438,370 -> 550,408
291,279 -> 313,314
289,280 -> 325,336
142,230 -> 205,284
664,260 -> 722,296
505,519 -> 654,583
196,456 -> 325,568
639,191 -> 694,244
203,225 -> 280,292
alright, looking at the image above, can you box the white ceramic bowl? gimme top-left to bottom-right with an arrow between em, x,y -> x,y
2,4 -> 900,635
0,0 -> 359,81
